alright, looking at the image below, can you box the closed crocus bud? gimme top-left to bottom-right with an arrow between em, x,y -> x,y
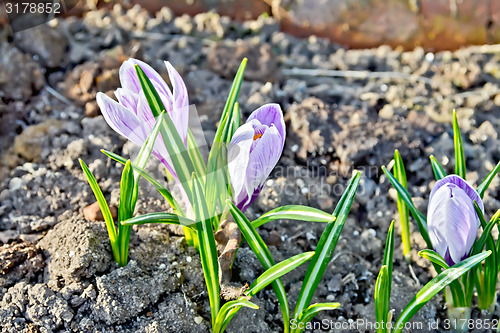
96,58 -> 189,179
228,104 -> 286,212
427,175 -> 484,266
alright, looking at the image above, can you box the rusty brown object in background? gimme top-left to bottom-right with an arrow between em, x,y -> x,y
1,0 -> 499,51
132,0 -> 500,51
276,0 -> 500,51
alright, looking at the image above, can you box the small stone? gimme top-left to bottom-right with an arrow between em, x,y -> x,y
14,25 -> 68,68
186,256 -> 192,263
95,69 -> 120,92
378,105 -> 394,119
266,231 -> 282,247
194,316 -> 203,324
9,177 -> 23,191
317,195 -> 334,211
85,101 -> 100,118
13,119 -> 66,162
83,201 -> 118,222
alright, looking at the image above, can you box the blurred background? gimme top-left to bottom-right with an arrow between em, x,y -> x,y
2,0 -> 500,51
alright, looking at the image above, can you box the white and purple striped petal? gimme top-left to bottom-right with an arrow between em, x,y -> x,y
97,58 -> 190,174
228,104 -> 285,212
427,174 -> 483,266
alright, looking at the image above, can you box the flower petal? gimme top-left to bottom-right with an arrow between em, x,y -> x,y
165,61 -> 189,145
428,182 -> 479,265
115,88 -> 139,114
96,92 -> 148,145
243,125 -> 283,204
430,174 -> 484,212
119,58 -> 172,97
228,123 -> 254,208
247,103 -> 286,144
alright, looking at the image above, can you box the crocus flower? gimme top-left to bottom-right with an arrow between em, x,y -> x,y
228,104 -> 286,212
96,58 -> 189,179
427,174 -> 484,266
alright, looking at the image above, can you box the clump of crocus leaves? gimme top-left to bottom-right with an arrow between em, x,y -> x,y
80,57 -> 366,332
382,111 -> 499,331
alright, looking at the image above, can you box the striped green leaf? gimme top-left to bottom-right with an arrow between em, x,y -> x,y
228,201 -> 291,333
101,149 -> 183,214
393,151 -> 411,263
252,205 -> 335,229
293,303 -> 341,333
191,175 -> 219,325
381,166 -> 432,249
293,171 -> 361,322
79,158 -> 119,261
429,155 -> 447,181
121,212 -> 195,227
453,110 -> 466,179
477,161 -> 500,199
393,251 -> 491,333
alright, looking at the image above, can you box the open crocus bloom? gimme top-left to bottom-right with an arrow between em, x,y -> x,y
228,104 -> 286,212
96,58 -> 189,179
427,174 -> 484,266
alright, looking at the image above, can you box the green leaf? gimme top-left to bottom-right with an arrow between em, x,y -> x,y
293,303 -> 341,333
374,266 -> 390,333
453,110 -> 466,179
382,221 -> 395,295
211,58 -> 247,148
381,166 -> 432,249
393,151 -> 411,263
134,64 -> 164,118
418,250 -> 450,270
217,250 -> 314,333
471,201 -> 498,310
477,161 -> 500,199
130,111 -> 167,207
121,212 -> 195,227
133,111 -> 165,177
418,250 -> 466,307
213,297 -> 258,333
252,205 -> 335,229
187,129 -> 207,177
79,159 -> 116,239
117,160 -> 135,266
101,149 -> 183,215
471,210 -> 498,256
191,175 -> 219,325
79,158 -> 119,261
293,171 -> 361,321
217,251 -> 313,333
429,155 -> 447,181
246,251 -> 315,297
473,202 -> 497,269
393,251 -> 491,333
228,201 -> 290,333
226,102 -> 241,142
135,64 -> 196,204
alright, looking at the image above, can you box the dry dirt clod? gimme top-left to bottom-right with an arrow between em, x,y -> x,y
0,242 -> 45,288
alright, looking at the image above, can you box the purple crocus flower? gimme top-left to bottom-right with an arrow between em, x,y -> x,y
96,58 -> 189,178
228,104 -> 286,212
427,175 -> 484,266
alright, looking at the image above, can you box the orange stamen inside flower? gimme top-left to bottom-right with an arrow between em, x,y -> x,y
253,133 -> 263,140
